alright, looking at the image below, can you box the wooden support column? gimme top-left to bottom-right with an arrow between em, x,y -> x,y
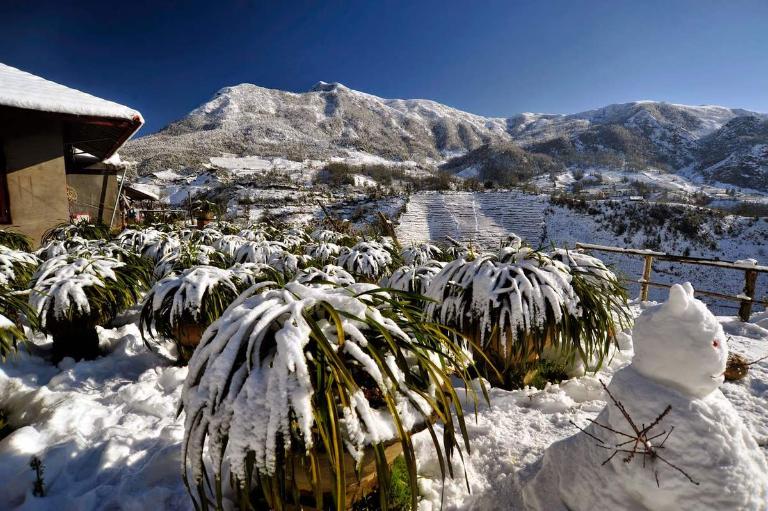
739,269 -> 758,322
640,255 -> 654,301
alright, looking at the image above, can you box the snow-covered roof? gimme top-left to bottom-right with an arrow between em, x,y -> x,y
0,62 -> 143,123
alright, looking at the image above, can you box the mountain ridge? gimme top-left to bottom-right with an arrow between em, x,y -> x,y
122,81 -> 768,190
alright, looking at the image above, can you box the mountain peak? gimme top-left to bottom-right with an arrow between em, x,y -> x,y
310,81 -> 348,93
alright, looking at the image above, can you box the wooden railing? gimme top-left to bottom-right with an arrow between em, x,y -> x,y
575,242 -> 768,321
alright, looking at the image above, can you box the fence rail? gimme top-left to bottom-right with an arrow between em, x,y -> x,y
575,242 -> 767,321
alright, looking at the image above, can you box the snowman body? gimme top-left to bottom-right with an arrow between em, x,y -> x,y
523,283 -> 768,510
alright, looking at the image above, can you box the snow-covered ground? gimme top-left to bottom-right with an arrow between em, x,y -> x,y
0,304 -> 765,510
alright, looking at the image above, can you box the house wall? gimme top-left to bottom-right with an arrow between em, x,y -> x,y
66,170 -> 119,228
0,108 -> 70,246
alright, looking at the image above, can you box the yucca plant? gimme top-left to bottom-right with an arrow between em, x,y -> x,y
400,243 -> 444,266
337,241 -> 394,283
234,240 -> 287,264
266,251 -> 312,278
181,281 -> 485,511
140,265 -> 258,363
294,264 -> 356,287
310,228 -> 357,246
212,234 -> 248,259
305,241 -> 342,265
550,248 -> 632,364
41,220 -> 111,243
187,226 -> 225,246
424,249 -> 585,388
381,261 -> 446,295
0,286 -> 37,360
29,254 -> 151,360
141,232 -> 182,263
0,229 -> 32,252
154,243 -> 231,279
0,246 -> 39,290
116,227 -> 164,253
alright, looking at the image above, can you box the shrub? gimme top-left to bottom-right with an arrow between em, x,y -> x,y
140,266 -> 259,363
29,255 -> 150,360
0,229 -> 32,252
181,282 -> 483,510
338,241 -> 394,282
41,220 -> 111,244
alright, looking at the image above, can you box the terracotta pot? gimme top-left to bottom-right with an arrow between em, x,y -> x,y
472,324 -> 554,388
171,321 -> 208,348
285,437 -> 404,510
196,213 -> 214,229
282,413 -> 436,509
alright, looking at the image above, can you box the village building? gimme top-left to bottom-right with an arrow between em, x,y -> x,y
0,63 -> 143,245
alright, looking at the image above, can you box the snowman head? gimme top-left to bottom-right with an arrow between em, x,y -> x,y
631,283 -> 728,398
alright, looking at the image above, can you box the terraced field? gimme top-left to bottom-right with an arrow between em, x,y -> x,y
396,190 -> 548,248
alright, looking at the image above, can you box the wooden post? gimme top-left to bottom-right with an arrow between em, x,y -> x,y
640,255 -> 654,301
739,269 -> 758,322
377,211 -> 401,250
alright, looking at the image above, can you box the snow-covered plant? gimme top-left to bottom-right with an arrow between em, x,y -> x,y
400,243 -> 443,266
236,228 -> 267,242
305,241 -> 341,264
0,246 -> 39,290
153,243 -> 230,279
0,229 -> 32,252
310,228 -> 349,243
0,286 -> 36,360
233,240 -> 286,264
188,227 -> 224,246
294,264 -> 356,286
116,227 -> 163,253
140,266 -> 253,363
41,220 -> 111,243
550,249 -> 632,357
443,242 -> 475,262
228,262 -> 281,288
278,228 -> 311,252
29,254 -> 151,360
206,221 -> 240,235
212,234 -> 248,259
35,236 -> 97,260
266,250 -> 311,278
141,233 -> 182,263
424,251 -> 584,387
337,241 -> 393,282
381,261 -> 446,295
181,281 -> 483,511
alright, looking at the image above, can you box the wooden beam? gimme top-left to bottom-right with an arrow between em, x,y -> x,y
576,242 -> 768,273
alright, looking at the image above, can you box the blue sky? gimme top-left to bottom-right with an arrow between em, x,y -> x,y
1,0 -> 767,133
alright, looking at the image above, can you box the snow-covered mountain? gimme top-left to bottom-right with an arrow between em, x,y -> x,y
122,81 -> 768,189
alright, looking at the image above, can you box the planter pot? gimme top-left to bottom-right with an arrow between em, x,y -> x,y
171,321 -> 207,362
285,437 -> 404,510
196,213 -> 215,229
472,325 -> 554,389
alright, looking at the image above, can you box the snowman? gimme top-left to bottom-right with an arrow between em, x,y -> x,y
523,283 -> 768,510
